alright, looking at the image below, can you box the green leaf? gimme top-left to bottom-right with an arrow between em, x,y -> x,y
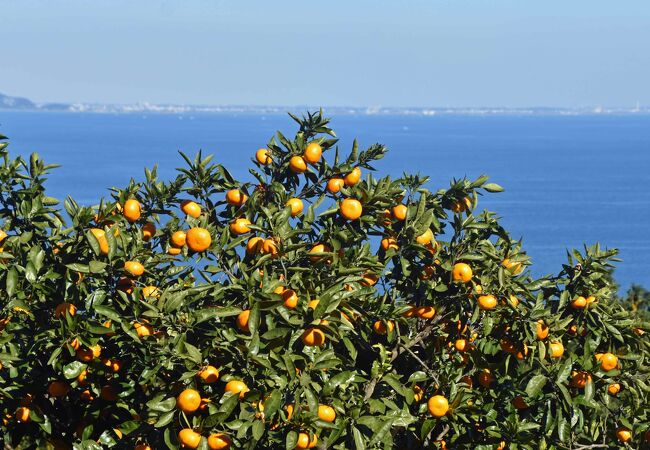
483,183 -> 504,193
525,374 -> 547,397
63,361 -> 87,379
5,267 -> 17,297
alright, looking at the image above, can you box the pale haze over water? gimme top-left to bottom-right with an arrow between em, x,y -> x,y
0,111 -> 648,290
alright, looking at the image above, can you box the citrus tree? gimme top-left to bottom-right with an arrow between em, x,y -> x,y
0,112 -> 648,450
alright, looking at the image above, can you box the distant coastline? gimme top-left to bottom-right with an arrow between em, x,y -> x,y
1,91 -> 648,117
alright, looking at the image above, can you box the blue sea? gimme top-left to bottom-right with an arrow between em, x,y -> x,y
0,111 -> 648,291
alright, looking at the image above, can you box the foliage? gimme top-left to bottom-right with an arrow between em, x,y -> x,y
0,114 -> 648,450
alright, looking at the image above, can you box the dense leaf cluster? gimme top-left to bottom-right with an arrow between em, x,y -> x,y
0,114 -> 648,450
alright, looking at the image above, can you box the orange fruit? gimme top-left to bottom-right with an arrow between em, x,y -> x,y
413,385 -> 424,402
225,189 -> 248,206
229,218 -> 252,235
586,295 -> 596,305
361,272 -> 379,286
327,178 -> 345,194
167,245 -> 180,255
340,198 -> 362,220
236,310 -> 250,332
571,296 -> 587,309
198,365 -> 220,383
450,196 -> 472,213
90,228 -> 109,255
514,343 -> 529,360
141,285 -> 160,298
500,338 -> 516,354
427,395 -> 449,417
416,306 -> 436,319
15,407 -> 30,423
478,369 -> 494,388
285,404 -> 295,420
402,305 -> 418,318
308,243 -> 331,263
536,320 -> 549,340
207,433 -> 232,450
123,199 -> 141,222
571,371 -> 592,389
616,427 -> 632,443
246,237 -> 263,255
80,389 -> 94,401
344,167 -> 362,186
282,289 -> 299,309
117,276 -> 135,294
455,339 -> 470,352
549,341 -> 564,358
69,337 -> 81,350
256,148 -> 272,165
286,198 -> 304,217
380,237 -> 399,251
177,389 -> 202,413
178,429 -> 202,449
48,381 -> 70,397
76,348 -> 94,362
55,302 -> 77,318
171,230 -> 187,247
181,200 -> 201,218
416,228 -> 433,245
317,404 -> 336,422
0,229 -> 7,242
502,258 -> 523,275
426,241 -> 440,255
598,352 -> 618,372
391,204 -> 407,221
373,320 -> 395,335
289,155 -> 307,173
100,385 -> 118,401
301,327 -> 326,346
135,445 -> 152,450
134,321 -> 154,337
308,299 -> 320,309
225,380 -> 249,398
187,227 -> 212,252
261,238 -> 279,256
142,222 -> 156,241
512,396 -> 528,410
124,260 -> 145,277
89,344 -> 101,358
452,263 -> 473,283
296,433 -> 318,449
608,383 -> 621,395
508,295 -> 520,307
477,295 -> 497,310
303,142 -> 322,164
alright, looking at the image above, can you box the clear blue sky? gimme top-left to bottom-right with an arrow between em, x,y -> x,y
1,0 -> 649,107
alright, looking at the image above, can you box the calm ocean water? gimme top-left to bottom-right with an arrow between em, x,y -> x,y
0,111 -> 648,290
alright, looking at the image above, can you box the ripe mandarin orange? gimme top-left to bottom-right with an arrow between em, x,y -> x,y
303,142 -> 322,164
225,189 -> 248,206
186,227 -> 212,252
123,199 -> 141,222
289,156 -> 307,173
452,263 -> 473,283
340,198 -> 363,220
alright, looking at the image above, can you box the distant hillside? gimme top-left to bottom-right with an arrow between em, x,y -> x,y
0,91 -> 647,116
0,92 -> 37,110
